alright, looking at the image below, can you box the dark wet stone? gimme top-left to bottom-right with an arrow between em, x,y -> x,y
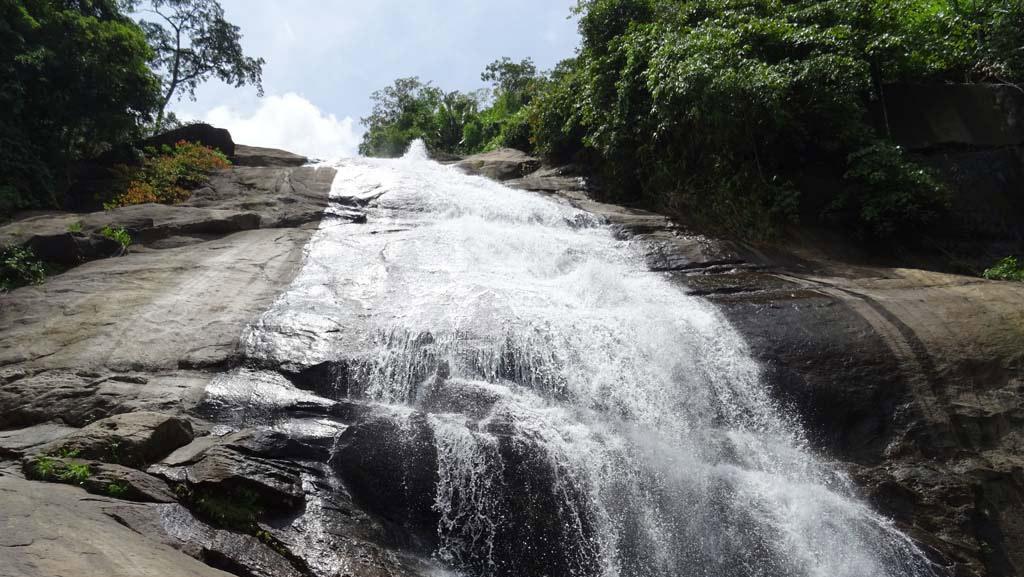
38,411 -> 194,467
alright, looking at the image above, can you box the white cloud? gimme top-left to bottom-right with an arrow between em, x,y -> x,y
203,93 -> 361,160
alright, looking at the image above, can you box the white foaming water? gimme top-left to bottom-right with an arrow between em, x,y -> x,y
250,141 -> 939,577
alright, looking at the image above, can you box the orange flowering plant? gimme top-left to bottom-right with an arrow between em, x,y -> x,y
106,141 -> 230,209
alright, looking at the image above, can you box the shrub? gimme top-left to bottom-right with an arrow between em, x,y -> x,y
0,0 -> 159,218
100,226 -> 132,248
105,140 -> 230,209
983,257 -> 1024,282
837,144 -> 949,238
0,245 -> 46,292
522,0 -> 1023,240
59,462 -> 91,485
31,456 -> 58,479
107,481 -> 130,497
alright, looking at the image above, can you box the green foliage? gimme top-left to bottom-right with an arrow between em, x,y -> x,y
59,462 -> 91,485
31,456 -> 57,479
838,144 -> 949,238
519,0 -> 1023,239
0,0 -> 160,217
107,481 -> 130,497
129,0 -> 265,131
105,140 -> 230,208
0,245 -> 46,292
100,226 -> 132,248
67,221 -> 83,233
360,58 -> 544,158
188,486 -> 264,531
54,447 -> 81,459
29,455 -> 90,485
359,77 -> 445,157
983,256 -> 1024,281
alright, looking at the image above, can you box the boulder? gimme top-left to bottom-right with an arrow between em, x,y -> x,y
454,148 -> 541,181
232,144 -> 308,167
84,461 -> 179,503
332,411 -> 440,548
22,455 -> 178,503
25,232 -> 124,265
0,422 -> 75,458
99,500 -> 305,577
0,369 -> 206,429
151,436 -> 306,513
38,411 -> 194,467
0,476 -> 234,577
143,124 -> 235,156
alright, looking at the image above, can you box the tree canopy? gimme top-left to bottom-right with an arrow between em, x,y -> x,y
0,0 -> 160,215
0,0 -> 264,218
129,0 -> 265,131
359,58 -> 543,158
361,0 -> 1023,242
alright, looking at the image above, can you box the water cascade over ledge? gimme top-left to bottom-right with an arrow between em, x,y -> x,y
223,140 -> 941,577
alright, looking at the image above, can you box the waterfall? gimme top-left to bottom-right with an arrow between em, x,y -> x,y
243,140 -> 941,577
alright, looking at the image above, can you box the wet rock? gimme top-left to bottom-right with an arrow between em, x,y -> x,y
105,501 -> 304,577
155,443 -> 305,513
332,411 -> 440,551
454,148 -> 541,181
84,461 -> 179,502
38,411 -> 194,467
187,165 -> 336,228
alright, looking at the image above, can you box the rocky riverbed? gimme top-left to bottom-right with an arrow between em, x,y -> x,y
0,146 -> 1021,577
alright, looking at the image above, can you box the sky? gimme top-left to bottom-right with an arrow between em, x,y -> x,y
166,0 -> 582,159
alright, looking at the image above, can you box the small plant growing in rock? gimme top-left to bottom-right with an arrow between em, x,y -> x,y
31,456 -> 57,479
983,256 -> 1024,282
67,221 -> 83,233
107,481 -> 130,498
0,245 -> 46,292
107,441 -> 122,464
58,462 -> 91,485
54,447 -> 81,459
100,226 -> 132,249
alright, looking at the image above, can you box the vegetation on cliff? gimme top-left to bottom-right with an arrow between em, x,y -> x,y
0,0 -> 159,217
105,140 -> 231,209
0,0 -> 262,220
362,0 -> 1024,242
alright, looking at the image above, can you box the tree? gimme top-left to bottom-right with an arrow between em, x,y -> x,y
0,0 -> 159,216
359,77 -> 445,157
481,57 -> 538,112
129,0 -> 264,131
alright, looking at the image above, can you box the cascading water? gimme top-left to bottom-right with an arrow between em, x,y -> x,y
242,140 -> 941,577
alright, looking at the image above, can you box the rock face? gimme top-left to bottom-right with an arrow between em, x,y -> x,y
144,123 -> 236,156
0,141 -> 345,577
3,136 -> 1022,577
231,144 -> 309,167
38,411 -> 194,467
0,475 -> 234,577
453,148 -> 541,181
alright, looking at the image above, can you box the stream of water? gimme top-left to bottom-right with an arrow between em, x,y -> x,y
242,141 -> 939,577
